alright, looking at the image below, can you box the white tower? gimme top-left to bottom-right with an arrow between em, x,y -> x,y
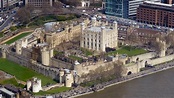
59,70 -> 65,84
80,22 -> 85,48
100,26 -> 106,51
41,47 -> 50,66
65,73 -> 73,87
91,17 -> 96,26
16,40 -> 22,55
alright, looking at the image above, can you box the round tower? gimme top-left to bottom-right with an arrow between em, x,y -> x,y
16,41 -> 22,54
1,48 -> 6,58
65,73 -> 73,87
113,21 -> 118,29
32,82 -> 40,93
49,48 -> 53,58
26,80 -> 32,91
41,47 -> 50,66
59,70 -> 65,84
37,79 -> 42,90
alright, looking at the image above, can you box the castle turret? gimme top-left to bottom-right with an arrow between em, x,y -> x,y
65,73 -> 73,87
100,26 -> 106,51
27,80 -> 32,91
16,40 -> 22,55
113,21 -> 118,29
91,17 -> 96,26
59,70 -> 65,84
41,46 -> 50,66
80,22 -> 85,48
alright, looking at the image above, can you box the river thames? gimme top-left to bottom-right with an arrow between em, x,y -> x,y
78,68 -> 174,98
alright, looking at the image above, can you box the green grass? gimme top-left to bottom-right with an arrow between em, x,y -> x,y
80,48 -> 93,56
29,14 -> 78,27
53,50 -> 64,56
0,78 -> 25,88
108,46 -> 147,57
5,32 -> 31,44
34,86 -> 71,95
0,58 -> 57,86
0,32 -> 3,38
69,55 -> 83,62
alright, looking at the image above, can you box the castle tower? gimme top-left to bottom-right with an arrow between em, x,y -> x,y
91,17 -> 97,26
41,46 -> 50,66
49,48 -> 53,58
26,80 -> 32,91
59,70 -> 65,84
65,73 -> 73,87
100,26 -> 106,51
113,21 -> 118,30
16,40 -> 22,55
80,22 -> 85,48
1,48 -> 6,58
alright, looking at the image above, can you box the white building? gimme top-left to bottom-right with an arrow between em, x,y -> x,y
25,0 -> 53,8
27,77 -> 42,93
80,17 -> 118,52
81,0 -> 90,7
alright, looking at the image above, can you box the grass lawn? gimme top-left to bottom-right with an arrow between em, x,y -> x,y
69,55 -> 83,62
108,46 -> 147,57
0,58 -> 57,86
5,32 -> 31,44
80,48 -> 93,56
34,86 -> 71,95
29,14 -> 78,27
0,78 -> 24,88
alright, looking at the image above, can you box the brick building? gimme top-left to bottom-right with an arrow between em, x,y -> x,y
136,1 -> 174,28
127,27 -> 161,44
25,0 -> 53,8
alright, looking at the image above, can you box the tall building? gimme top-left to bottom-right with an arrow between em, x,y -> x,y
25,0 -> 53,8
104,0 -> 161,19
0,0 -> 20,11
80,17 -> 118,52
136,1 -> 174,27
161,0 -> 174,4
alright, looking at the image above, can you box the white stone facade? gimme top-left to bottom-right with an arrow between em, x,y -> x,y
80,18 -> 118,52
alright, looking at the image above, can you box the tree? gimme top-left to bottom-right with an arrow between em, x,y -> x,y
15,5 -> 35,24
165,32 -> 174,48
127,32 -> 139,45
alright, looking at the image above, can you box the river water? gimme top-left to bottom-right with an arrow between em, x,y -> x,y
78,68 -> 174,98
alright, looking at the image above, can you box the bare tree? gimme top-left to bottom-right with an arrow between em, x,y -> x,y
165,32 -> 174,47
127,32 -> 139,45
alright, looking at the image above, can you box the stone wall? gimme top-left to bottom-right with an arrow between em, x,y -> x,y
50,58 -> 72,69
7,52 -> 60,81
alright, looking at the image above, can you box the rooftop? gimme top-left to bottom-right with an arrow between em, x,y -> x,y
0,87 -> 15,95
86,26 -> 112,32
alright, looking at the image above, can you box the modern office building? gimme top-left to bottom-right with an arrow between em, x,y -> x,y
25,0 -> 53,8
136,1 -> 174,27
104,0 -> 161,19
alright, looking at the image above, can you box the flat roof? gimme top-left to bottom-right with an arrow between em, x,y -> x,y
140,1 -> 174,12
0,88 -> 15,95
86,26 -> 112,32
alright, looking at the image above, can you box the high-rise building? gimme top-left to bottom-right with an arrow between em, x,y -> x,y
104,0 -> 161,19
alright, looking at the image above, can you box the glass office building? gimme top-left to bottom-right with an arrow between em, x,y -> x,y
105,0 -> 161,19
